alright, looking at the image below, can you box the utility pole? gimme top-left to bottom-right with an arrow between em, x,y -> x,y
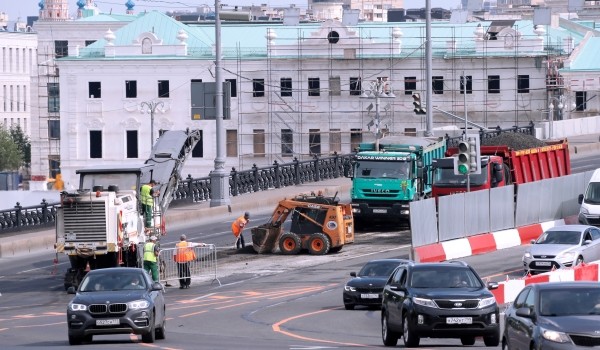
424,0 -> 433,137
210,0 -> 231,207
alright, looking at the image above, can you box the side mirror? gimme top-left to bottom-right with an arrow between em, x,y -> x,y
67,286 -> 77,294
579,194 -> 584,204
350,272 -> 357,277
584,239 -> 592,246
487,281 -> 499,290
515,307 -> 532,318
417,166 -> 424,179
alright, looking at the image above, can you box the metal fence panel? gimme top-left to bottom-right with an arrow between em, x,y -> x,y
438,193 -> 466,241
515,182 -> 541,227
489,185 -> 515,232
538,178 -> 563,222
465,190 -> 490,236
409,198 -> 438,247
157,244 -> 221,287
559,173 -> 584,218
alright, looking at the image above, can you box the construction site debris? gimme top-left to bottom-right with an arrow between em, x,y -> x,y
481,132 -> 546,150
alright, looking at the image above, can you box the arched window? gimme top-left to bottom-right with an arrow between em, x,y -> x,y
142,38 -> 152,54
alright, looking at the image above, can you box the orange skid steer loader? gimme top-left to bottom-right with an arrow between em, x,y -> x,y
251,193 -> 355,255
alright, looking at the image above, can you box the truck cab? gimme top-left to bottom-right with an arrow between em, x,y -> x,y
579,168 -> 600,227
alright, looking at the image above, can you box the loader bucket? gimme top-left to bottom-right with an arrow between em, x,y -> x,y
251,224 -> 281,254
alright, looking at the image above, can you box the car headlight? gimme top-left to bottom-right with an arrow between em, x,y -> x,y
556,251 -> 576,261
523,252 -> 531,259
128,299 -> 150,310
580,207 -> 589,215
69,303 -> 87,311
541,326 -> 570,343
413,297 -> 437,308
344,285 -> 356,292
478,297 -> 496,308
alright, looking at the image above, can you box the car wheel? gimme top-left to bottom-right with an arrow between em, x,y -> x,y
141,313 -> 156,343
402,313 -> 420,347
307,233 -> 331,255
155,318 -> 166,340
381,312 -> 399,346
461,336 -> 475,345
484,332 -> 500,347
279,232 -> 302,255
68,335 -> 83,345
344,303 -> 354,310
576,256 -> 584,266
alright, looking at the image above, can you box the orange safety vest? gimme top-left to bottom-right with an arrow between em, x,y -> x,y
231,216 -> 248,237
174,241 -> 196,263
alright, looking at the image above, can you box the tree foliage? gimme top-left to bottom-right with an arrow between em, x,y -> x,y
0,128 -> 23,171
9,125 -> 31,167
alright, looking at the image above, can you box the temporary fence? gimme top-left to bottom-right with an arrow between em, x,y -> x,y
157,244 -> 221,287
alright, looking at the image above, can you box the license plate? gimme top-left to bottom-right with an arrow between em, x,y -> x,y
535,261 -> 552,266
96,319 -> 119,326
373,209 -> 388,214
446,317 -> 472,324
361,293 -> 379,299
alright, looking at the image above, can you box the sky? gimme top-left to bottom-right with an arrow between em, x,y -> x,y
2,0 -> 461,22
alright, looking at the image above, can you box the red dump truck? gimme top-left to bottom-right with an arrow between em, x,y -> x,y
431,139 -> 571,199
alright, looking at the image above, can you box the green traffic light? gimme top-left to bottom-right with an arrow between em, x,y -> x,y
458,164 -> 469,174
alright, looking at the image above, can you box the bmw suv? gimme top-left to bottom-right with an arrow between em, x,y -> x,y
381,261 -> 500,347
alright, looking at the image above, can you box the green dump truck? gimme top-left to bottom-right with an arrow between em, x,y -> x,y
347,136 -> 447,225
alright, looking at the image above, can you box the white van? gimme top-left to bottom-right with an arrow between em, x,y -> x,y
579,169 -> 600,226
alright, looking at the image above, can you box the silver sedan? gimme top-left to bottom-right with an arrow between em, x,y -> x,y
522,225 -> 600,274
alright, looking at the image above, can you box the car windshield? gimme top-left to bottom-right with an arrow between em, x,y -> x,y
540,288 -> 600,316
79,272 -> 147,292
410,267 -> 483,288
355,161 -> 411,179
536,230 -> 581,245
358,261 -> 401,277
584,182 -> 600,204
433,163 -> 489,187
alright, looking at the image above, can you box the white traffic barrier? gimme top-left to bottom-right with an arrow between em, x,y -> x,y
158,244 -> 221,287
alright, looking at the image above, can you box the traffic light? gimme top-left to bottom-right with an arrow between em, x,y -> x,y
412,93 -> 426,115
454,135 -> 481,175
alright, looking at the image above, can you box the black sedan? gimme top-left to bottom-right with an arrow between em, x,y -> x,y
343,258 -> 410,310
503,281 -> 600,350
66,267 -> 166,345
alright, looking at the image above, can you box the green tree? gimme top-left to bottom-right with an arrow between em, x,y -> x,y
0,128 -> 23,171
10,125 -> 31,168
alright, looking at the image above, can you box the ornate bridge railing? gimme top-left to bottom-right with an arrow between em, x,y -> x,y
1,153 -> 353,234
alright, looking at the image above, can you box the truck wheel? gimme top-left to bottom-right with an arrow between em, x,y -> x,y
308,233 -> 331,255
279,233 -> 302,255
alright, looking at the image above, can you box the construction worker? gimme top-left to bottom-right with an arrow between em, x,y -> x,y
140,180 -> 157,230
231,212 -> 250,250
174,234 -> 205,289
143,236 -> 160,282
52,173 -> 64,191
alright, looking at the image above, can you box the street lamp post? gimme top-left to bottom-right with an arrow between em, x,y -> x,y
548,95 -> 564,140
360,78 -> 396,151
140,101 -> 164,147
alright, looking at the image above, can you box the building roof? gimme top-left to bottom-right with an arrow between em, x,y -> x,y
561,36 -> 600,72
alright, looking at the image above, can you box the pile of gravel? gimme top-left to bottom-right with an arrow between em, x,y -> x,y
481,132 -> 546,151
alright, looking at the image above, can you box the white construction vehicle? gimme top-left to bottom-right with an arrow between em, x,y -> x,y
55,129 -> 201,289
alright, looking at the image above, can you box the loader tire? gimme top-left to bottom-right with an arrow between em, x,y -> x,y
279,232 -> 302,255
308,232 -> 331,255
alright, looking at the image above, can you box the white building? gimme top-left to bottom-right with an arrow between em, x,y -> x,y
46,10 -> 590,189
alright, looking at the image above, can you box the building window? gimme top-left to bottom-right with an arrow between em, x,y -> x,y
308,77 -> 320,96
309,129 -> 321,155
54,40 -> 68,58
126,130 -> 138,158
89,82 -> 101,98
350,77 -> 362,96
142,38 -> 152,54
488,75 -> 500,94
329,129 -> 341,153
85,40 -> 96,47
576,91 -> 587,111
517,75 -> 529,93
253,79 -> 265,97
89,130 -> 102,159
253,129 -> 265,157
48,120 -> 60,139
226,78 -> 237,97
158,80 -> 169,98
280,78 -> 292,97
226,129 -> 238,157
192,131 -> 203,157
404,77 -> 416,95
125,80 -> 137,98
460,75 -> 472,94
49,156 -> 60,179
329,76 -> 341,96
281,129 -> 293,156
23,85 -> 27,112
350,128 -> 362,151
432,76 -> 444,94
